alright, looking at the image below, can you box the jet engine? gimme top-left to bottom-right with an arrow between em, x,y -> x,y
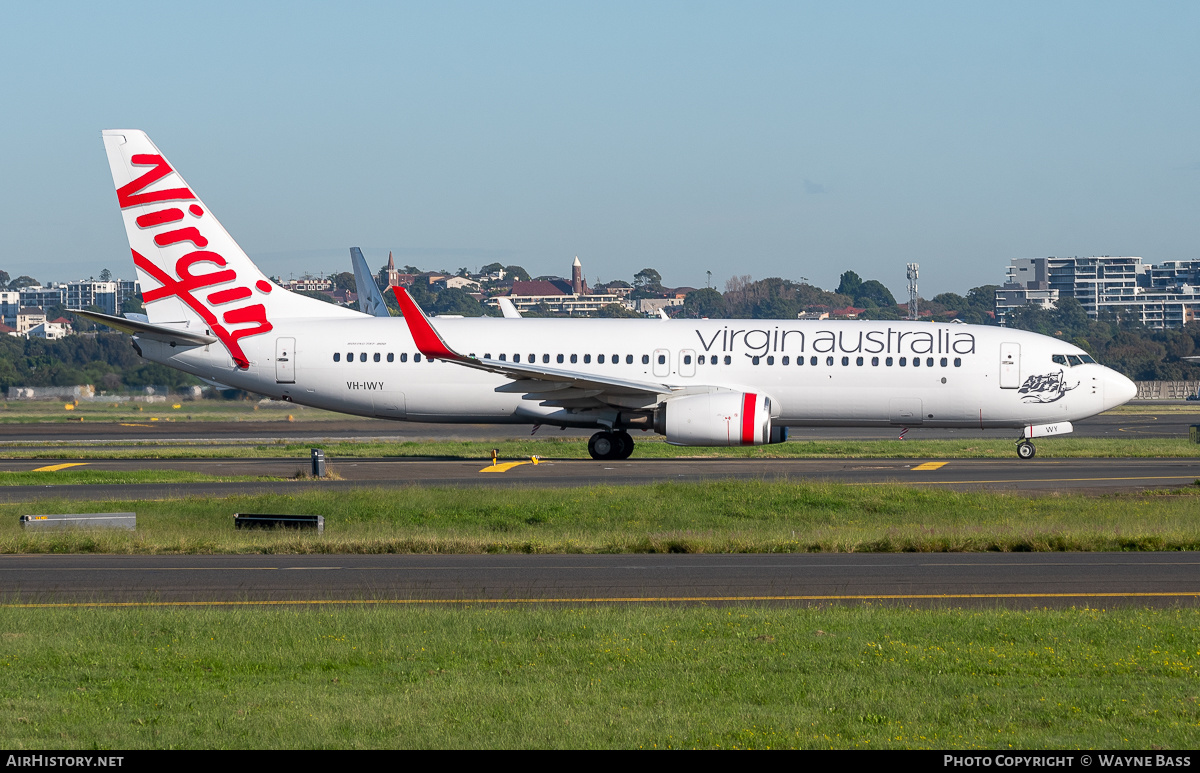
654,392 -> 783,446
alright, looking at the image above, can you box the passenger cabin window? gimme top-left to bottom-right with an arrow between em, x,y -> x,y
571,354 -> 578,364
374,353 -> 380,363
387,353 -> 394,363
598,355 -> 606,364
414,354 -> 422,362
557,354 -> 564,363
724,356 -> 732,365
400,353 -> 408,362
642,355 -> 650,365
625,355 -> 633,364
333,353 -> 341,362
584,354 -> 591,364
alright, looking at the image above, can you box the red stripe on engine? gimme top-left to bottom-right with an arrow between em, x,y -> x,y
741,392 -> 756,445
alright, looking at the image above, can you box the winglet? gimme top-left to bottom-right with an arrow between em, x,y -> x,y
392,286 -> 468,361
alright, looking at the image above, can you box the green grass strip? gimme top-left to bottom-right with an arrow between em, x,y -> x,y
0,605 -> 1194,749
1,481 -> 1198,554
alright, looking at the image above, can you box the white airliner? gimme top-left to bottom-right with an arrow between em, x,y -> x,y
84,130 -> 1138,460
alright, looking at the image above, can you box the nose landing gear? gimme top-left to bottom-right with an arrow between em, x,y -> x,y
1016,440 -> 1036,459
588,430 -> 635,460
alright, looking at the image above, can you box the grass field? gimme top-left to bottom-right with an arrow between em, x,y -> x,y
2,481 -> 1198,554
3,402 -> 1197,749
0,400 -> 338,424
0,604 -> 1194,749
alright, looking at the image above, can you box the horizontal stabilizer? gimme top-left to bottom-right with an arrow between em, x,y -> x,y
76,309 -> 217,345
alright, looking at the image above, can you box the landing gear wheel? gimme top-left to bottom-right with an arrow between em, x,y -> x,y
1016,441 -> 1036,460
614,430 -> 634,460
588,431 -> 619,460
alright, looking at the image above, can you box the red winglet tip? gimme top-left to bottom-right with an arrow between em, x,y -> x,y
392,286 -> 459,360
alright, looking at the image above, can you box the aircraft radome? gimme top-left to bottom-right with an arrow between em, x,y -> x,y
82,130 -> 1138,460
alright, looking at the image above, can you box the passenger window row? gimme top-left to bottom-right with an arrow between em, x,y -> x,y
330,351 -> 963,368
332,352 -> 431,363
746,355 -> 962,368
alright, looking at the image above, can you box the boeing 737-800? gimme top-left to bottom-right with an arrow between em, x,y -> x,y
83,130 -> 1138,460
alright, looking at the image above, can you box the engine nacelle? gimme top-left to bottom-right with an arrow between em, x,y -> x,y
655,392 -> 776,446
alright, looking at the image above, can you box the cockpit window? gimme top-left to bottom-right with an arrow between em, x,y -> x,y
1052,355 -> 1067,365
1067,355 -> 1084,366
1080,354 -> 1096,364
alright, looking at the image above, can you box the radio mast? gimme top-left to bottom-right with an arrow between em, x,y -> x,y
906,263 -> 919,320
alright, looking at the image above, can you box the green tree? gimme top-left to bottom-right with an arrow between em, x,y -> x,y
837,270 -> 863,298
504,265 -> 531,282
854,279 -> 896,308
680,288 -> 726,318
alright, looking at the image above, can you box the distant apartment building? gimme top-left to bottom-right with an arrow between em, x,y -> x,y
12,278 -> 140,317
0,291 -> 20,327
997,256 -> 1200,328
280,277 -> 333,292
489,256 -> 621,315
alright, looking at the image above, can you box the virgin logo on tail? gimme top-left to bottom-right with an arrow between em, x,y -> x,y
119,154 -> 272,369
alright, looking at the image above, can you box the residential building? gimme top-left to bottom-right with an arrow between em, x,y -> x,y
997,256 -> 1200,328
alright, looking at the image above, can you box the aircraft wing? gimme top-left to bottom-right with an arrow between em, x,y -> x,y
350,247 -> 391,318
76,309 -> 218,346
392,287 -> 676,403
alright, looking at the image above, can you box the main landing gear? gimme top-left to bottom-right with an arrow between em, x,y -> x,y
588,430 -> 635,460
1016,440 -> 1036,460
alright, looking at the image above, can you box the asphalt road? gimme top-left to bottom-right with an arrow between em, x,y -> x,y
2,409 -> 1198,444
3,553 -> 1196,608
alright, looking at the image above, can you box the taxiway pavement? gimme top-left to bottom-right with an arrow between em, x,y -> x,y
2,553 -> 1196,609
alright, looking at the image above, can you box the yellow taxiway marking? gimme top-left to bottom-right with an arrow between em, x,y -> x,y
5,591 -> 1200,609
119,423 -> 153,427
481,461 -> 532,473
911,462 -> 948,471
30,463 -> 90,472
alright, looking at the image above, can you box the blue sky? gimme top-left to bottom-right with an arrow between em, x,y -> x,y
1,1 -> 1197,297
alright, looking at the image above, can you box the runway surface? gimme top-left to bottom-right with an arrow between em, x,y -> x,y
2,456 -> 1200,501
3,553 -> 1196,608
1,408 -> 1197,444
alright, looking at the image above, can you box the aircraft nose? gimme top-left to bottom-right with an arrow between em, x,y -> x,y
1107,369 -> 1137,408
